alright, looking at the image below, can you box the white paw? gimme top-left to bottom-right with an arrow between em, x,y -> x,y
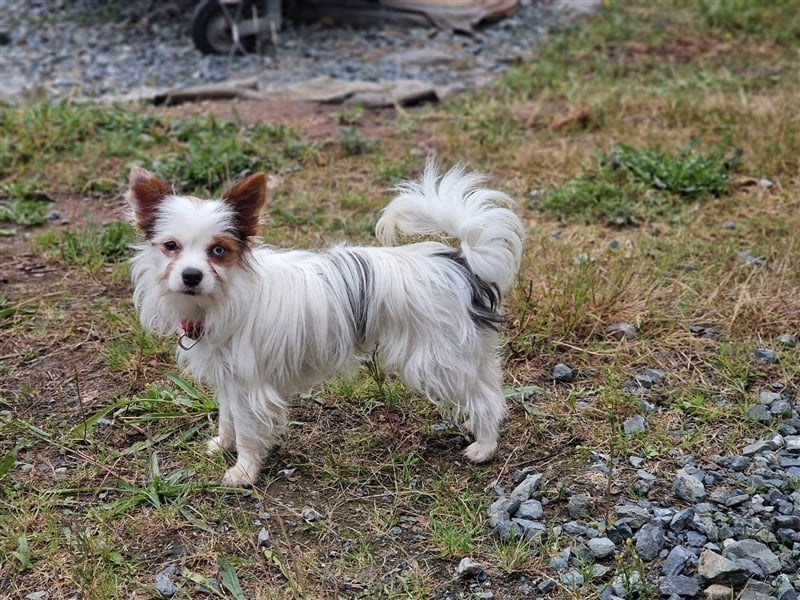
221,464 -> 257,487
206,436 -> 232,456
463,440 -> 497,463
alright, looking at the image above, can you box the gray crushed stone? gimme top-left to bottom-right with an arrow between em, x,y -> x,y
488,374 -> 800,596
0,0 -> 581,101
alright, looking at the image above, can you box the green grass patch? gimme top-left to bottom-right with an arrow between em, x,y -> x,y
608,140 -> 737,198
698,0 -> 800,42
0,180 -> 53,225
535,140 -> 738,223
35,220 -> 135,269
153,117 -> 310,195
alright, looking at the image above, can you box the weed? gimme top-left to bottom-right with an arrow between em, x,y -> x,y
0,180 -> 53,225
374,157 -> 412,182
330,105 -> 365,125
101,452 -> 211,515
536,141 -> 738,223
605,140 -> 737,199
612,540 -> 658,599
364,347 -> 388,400
493,537 -> 537,573
677,392 -> 731,422
0,296 -> 35,327
262,548 -> 307,597
536,166 -> 647,224
70,372 -> 216,445
339,125 -> 376,156
429,490 -> 487,556
10,533 -> 32,571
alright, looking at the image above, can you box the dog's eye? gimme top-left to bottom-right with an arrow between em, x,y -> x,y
163,241 -> 179,252
209,245 -> 226,257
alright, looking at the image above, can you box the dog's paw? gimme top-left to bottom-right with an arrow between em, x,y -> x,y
463,440 -> 497,463
221,465 -> 257,488
206,436 -> 233,456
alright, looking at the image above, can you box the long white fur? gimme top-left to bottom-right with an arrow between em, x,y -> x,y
130,162 -> 524,486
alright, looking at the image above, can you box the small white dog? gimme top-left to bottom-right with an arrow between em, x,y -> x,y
127,162 -> 523,486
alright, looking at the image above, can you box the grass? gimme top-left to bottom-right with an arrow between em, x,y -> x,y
534,139 -> 739,223
1,1 -> 799,597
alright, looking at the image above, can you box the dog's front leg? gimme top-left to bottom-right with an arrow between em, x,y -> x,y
221,386 -> 286,487
206,395 -> 235,456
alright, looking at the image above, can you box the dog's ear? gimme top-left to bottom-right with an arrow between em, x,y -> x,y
128,167 -> 171,235
223,172 -> 267,239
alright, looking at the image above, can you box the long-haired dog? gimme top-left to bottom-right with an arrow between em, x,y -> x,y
127,162 -> 524,486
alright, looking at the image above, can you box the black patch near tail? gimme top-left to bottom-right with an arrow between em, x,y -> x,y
436,250 -> 504,331
327,249 -> 372,343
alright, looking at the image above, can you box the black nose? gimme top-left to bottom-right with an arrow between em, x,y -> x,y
182,268 -> 203,287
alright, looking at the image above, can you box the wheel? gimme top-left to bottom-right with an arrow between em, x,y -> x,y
191,0 -> 260,55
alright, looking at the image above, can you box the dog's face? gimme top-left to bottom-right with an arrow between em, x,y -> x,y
127,168 -> 267,301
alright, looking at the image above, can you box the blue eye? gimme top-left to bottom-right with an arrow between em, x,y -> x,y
210,245 -> 226,257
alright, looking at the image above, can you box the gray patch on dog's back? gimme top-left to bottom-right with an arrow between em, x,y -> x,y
326,249 -> 373,343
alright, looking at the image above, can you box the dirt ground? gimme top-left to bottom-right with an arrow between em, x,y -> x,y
1,95 -> 597,599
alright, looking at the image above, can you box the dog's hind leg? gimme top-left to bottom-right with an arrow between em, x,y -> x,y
460,357 -> 507,463
421,354 -> 506,463
403,350 -> 506,463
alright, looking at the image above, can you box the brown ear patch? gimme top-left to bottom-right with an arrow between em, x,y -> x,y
222,172 -> 267,240
128,167 -> 172,235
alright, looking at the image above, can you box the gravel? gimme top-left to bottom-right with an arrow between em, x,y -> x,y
0,0 -> 578,102
154,564 -> 179,597
256,527 -> 271,547
455,556 -> 484,580
552,363 -> 575,383
607,322 -> 637,341
487,374 -> 800,597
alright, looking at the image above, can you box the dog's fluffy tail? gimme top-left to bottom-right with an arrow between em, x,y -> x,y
376,161 -> 524,293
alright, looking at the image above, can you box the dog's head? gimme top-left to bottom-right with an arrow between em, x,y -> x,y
127,168 -> 267,301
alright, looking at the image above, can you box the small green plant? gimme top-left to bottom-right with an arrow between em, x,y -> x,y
330,106 -> 365,126
698,0 -> 800,42
537,167 -> 646,224
537,140 -> 739,223
605,140 -> 736,199
428,489 -> 488,556
102,452 -> 207,515
375,158 -> 411,182
0,296 -> 35,327
430,518 -> 476,556
364,348 -> 387,400
217,556 -> 247,600
612,539 -> 658,599
339,126 -> 375,156
676,392 -> 733,422
493,537 -> 537,573
70,372 -> 216,443
0,180 -> 53,225
10,532 -> 32,571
